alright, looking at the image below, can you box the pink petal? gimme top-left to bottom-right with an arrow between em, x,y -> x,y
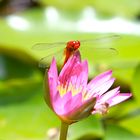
53,91 -> 83,115
87,70 -> 112,90
48,58 -> 58,99
67,60 -> 88,88
65,97 -> 96,121
64,92 -> 83,113
59,53 -> 80,85
76,60 -> 88,87
88,78 -> 115,97
48,57 -> 58,80
58,52 -> 88,91
53,91 -> 72,115
107,93 -> 132,107
99,87 -> 120,103
66,63 -> 82,86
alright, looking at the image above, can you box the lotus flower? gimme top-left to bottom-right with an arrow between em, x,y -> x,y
44,51 -> 132,124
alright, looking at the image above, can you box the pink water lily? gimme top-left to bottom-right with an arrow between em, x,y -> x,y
44,51 -> 132,124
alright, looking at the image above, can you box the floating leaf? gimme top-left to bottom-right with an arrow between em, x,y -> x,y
104,124 -> 139,140
132,63 -> 140,104
69,116 -> 104,140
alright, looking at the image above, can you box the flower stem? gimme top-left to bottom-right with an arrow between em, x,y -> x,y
59,121 -> 69,140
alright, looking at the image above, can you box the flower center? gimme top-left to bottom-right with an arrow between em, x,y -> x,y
57,82 -> 87,97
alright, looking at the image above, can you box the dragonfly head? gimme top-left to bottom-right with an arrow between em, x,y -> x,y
67,40 -> 80,51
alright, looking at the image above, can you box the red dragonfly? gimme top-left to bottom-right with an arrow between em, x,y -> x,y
32,35 -> 119,68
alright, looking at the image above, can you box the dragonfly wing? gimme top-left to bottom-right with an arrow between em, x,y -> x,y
80,34 -> 120,44
79,34 -> 119,62
32,42 -> 66,50
80,45 -> 118,63
38,49 -> 65,69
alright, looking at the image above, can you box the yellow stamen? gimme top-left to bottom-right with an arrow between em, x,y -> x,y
57,82 -> 90,101
57,83 -> 86,97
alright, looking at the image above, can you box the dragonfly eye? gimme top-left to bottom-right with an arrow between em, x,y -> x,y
67,40 -> 80,50
74,41 -> 80,49
67,41 -> 74,46
67,41 -> 75,48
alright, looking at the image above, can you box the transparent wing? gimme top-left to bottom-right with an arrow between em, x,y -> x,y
32,41 -> 66,51
32,41 -> 66,68
80,47 -> 118,61
32,34 -> 119,50
80,34 -> 120,44
79,35 -> 119,62
38,49 -> 65,69
33,34 -> 119,68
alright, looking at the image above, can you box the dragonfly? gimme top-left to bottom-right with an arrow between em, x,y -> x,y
32,35 -> 119,69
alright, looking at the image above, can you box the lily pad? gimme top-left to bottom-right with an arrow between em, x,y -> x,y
69,116 -> 104,140
0,49 -> 42,105
104,124 -> 139,140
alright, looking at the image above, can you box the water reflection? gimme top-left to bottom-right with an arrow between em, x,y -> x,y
44,6 -> 140,35
6,15 -> 30,31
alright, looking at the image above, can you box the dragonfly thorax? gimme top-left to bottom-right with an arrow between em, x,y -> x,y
66,40 -> 80,51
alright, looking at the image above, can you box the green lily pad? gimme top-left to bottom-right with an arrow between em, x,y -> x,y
104,124 -> 139,140
40,0 -> 140,18
118,63 -> 140,135
0,94 -> 60,140
0,49 -> 42,105
132,63 -> 140,104
68,116 -> 104,140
